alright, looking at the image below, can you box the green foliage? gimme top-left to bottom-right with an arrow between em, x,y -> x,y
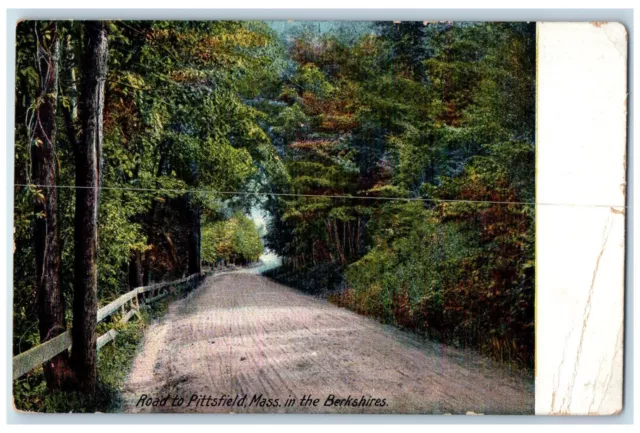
272,103 -> 310,142
13,22 -> 536,410
13,20 -> 287,375
202,213 -> 264,265
267,22 -> 536,366
292,63 -> 335,97
97,190 -> 147,300
14,313 -> 146,413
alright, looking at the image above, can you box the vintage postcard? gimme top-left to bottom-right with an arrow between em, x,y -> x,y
10,20 -> 626,415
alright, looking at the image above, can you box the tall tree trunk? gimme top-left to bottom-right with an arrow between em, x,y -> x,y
128,250 -> 143,288
186,195 -> 201,275
71,21 -> 108,393
61,28 -> 80,148
333,220 -> 345,265
142,151 -> 167,285
142,199 -> 158,285
32,21 -> 73,389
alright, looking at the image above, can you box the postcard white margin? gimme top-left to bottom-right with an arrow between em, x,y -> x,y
536,21 -> 627,416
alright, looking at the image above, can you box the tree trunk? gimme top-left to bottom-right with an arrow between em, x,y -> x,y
186,195 -> 202,275
142,151 -> 167,285
61,28 -> 80,149
142,200 -> 158,286
128,250 -> 143,288
32,21 -> 73,389
71,21 -> 108,393
333,220 -> 345,265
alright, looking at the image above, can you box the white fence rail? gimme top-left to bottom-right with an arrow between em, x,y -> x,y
12,271 -> 208,380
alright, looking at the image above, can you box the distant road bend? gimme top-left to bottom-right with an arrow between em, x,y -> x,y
122,261 -> 534,414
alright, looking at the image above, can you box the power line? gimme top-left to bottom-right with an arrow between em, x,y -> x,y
13,183 -> 625,209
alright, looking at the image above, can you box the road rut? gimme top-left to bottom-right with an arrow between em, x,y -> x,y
121,271 -> 534,414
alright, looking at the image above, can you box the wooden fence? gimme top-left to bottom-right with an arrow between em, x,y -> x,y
12,271 -> 208,380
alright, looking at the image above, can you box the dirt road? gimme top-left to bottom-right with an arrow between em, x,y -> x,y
121,270 -> 534,414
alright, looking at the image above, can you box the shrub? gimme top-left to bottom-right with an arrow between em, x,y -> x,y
202,212 -> 264,265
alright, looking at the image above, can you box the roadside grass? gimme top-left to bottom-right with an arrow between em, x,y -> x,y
12,298 -> 170,413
